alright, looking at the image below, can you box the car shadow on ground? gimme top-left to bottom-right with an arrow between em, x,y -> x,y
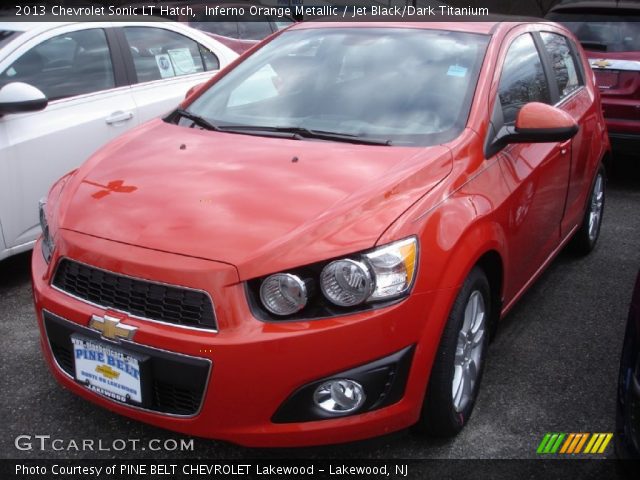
608,153 -> 640,190
0,250 -> 31,290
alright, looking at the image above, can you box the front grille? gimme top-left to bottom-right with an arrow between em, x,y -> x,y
44,311 -> 210,416
52,259 -> 216,330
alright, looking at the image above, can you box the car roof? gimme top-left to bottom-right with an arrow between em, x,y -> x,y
0,18 -> 205,33
0,21 -> 70,33
549,1 -> 640,12
288,19 -> 550,36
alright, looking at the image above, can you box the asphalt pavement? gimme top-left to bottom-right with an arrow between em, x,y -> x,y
1,158 -> 639,461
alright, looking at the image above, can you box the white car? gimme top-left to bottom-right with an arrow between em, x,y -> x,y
0,21 -> 237,261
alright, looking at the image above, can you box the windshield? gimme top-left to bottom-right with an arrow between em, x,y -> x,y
184,27 -> 489,146
547,13 -> 640,52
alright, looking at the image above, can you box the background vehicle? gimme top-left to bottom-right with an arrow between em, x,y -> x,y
546,1 -> 640,154
0,21 -> 237,261
617,268 -> 640,459
182,2 -> 295,54
126,1 -> 296,53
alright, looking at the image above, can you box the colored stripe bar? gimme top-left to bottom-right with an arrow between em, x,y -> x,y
538,432 -> 613,454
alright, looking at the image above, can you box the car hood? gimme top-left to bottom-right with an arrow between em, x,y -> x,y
58,120 -> 452,280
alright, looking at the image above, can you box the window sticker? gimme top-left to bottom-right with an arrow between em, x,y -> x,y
168,48 -> 196,75
447,65 -> 467,77
155,54 -> 175,78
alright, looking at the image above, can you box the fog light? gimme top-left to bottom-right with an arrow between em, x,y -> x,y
313,379 -> 365,414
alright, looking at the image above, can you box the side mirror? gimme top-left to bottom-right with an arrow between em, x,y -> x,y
0,82 -> 48,116
489,102 -> 578,155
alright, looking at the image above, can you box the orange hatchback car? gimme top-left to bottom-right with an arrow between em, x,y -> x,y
33,21 -> 610,447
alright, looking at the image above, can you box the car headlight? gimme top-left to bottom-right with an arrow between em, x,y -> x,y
259,273 -> 309,316
320,259 -> 374,307
251,237 -> 418,318
38,198 -> 54,264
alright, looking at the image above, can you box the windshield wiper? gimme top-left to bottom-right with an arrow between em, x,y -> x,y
170,115 -> 393,146
173,109 -> 221,131
215,125 -> 393,146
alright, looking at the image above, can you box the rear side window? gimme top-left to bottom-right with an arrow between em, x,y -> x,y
0,28 -> 115,101
123,27 -> 219,84
498,33 -> 551,124
541,32 -> 583,101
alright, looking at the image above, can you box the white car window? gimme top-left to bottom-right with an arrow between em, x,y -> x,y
0,28 -> 115,101
123,27 -> 219,84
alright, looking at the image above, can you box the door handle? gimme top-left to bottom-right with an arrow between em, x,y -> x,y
105,111 -> 134,125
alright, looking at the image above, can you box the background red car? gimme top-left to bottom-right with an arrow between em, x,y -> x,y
546,1 -> 640,154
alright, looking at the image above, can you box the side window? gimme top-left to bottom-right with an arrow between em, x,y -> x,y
541,32 -> 582,100
123,27 -> 219,84
498,33 -> 551,124
0,28 -> 115,101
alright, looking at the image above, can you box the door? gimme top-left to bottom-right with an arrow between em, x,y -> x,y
493,33 -> 572,300
119,25 -> 222,122
538,31 -> 594,237
0,26 -> 137,251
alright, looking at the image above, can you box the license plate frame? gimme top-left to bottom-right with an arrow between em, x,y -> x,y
71,334 -> 147,405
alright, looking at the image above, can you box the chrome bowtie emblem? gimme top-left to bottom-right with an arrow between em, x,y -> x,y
89,314 -> 137,341
592,59 -> 611,69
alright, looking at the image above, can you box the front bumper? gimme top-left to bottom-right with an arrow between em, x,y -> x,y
32,229 -> 455,447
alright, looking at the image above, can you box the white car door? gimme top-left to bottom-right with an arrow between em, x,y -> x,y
118,24 -> 235,122
0,24 -> 138,257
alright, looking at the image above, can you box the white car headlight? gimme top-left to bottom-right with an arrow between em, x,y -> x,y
259,273 -> 309,316
320,259 -> 374,307
254,237 -> 418,317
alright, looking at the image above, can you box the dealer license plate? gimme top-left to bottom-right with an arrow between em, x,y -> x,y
71,336 -> 142,404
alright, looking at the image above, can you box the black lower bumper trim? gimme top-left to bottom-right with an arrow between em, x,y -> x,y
272,345 -> 415,423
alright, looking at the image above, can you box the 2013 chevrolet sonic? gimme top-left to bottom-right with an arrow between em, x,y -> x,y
33,21 -> 610,447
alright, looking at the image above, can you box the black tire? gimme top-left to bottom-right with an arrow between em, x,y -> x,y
415,266 -> 491,437
570,165 -> 606,255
